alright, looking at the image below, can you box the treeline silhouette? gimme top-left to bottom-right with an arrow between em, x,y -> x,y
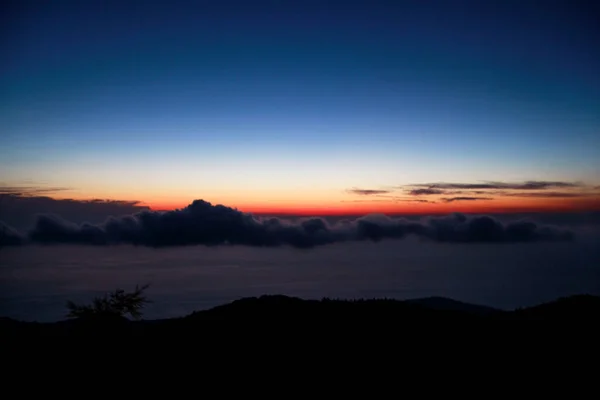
4,291 -> 599,376
2,292 -> 599,340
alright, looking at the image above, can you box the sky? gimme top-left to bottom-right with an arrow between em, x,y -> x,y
2,1 -> 600,321
2,0 -> 600,215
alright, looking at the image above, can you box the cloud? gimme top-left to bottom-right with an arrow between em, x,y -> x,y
0,199 -> 574,248
408,188 -> 445,195
0,185 -> 72,196
0,221 -> 24,247
346,188 -> 392,196
347,181 -> 598,203
340,199 -> 393,203
399,180 -> 600,202
342,195 -> 433,203
441,197 -> 494,203
502,192 -> 593,198
411,181 -> 583,190
510,181 -> 582,190
0,194 -> 150,232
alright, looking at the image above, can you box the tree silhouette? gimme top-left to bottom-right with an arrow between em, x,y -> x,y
66,284 -> 151,320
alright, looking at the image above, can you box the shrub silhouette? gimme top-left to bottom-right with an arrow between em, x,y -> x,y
66,284 -> 151,320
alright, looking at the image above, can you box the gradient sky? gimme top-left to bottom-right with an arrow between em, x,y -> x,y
2,0 -> 599,214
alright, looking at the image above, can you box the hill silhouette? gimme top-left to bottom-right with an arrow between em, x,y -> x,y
2,294 -> 599,339
4,293 -> 599,378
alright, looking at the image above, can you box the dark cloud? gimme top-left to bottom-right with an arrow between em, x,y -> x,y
0,185 -> 71,196
408,188 -> 445,196
340,199 -> 392,203
410,181 -> 582,190
342,196 -> 434,203
0,199 -> 574,248
502,192 -> 591,198
28,214 -> 109,246
441,197 -> 494,203
408,189 -> 490,196
0,194 -> 150,232
402,199 -> 434,203
399,180 -> 599,201
511,181 -> 582,190
441,184 -> 498,189
347,181 -> 596,202
469,191 -> 490,195
346,188 -> 392,196
0,221 -> 24,247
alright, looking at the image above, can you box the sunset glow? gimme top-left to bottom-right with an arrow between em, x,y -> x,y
3,0 -> 600,327
39,188 -> 600,216
2,0 -> 599,220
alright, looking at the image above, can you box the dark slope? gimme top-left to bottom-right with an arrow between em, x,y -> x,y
2,294 -> 599,337
405,296 -> 501,315
3,294 -> 600,376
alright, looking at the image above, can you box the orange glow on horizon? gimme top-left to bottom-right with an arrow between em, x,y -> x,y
147,196 -> 600,216
42,188 -> 600,216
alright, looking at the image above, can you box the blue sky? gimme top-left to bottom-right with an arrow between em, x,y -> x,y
1,0 -> 599,211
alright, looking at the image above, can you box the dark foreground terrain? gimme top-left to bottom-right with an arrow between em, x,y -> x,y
3,294 -> 600,382
3,294 -> 599,339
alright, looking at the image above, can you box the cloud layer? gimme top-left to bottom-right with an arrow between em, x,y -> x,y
345,180 -> 600,205
411,181 -> 582,190
0,186 -> 71,196
0,194 -> 149,232
0,199 -> 574,249
441,197 -> 494,203
0,221 -> 24,246
346,188 -> 392,196
402,180 -> 597,201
